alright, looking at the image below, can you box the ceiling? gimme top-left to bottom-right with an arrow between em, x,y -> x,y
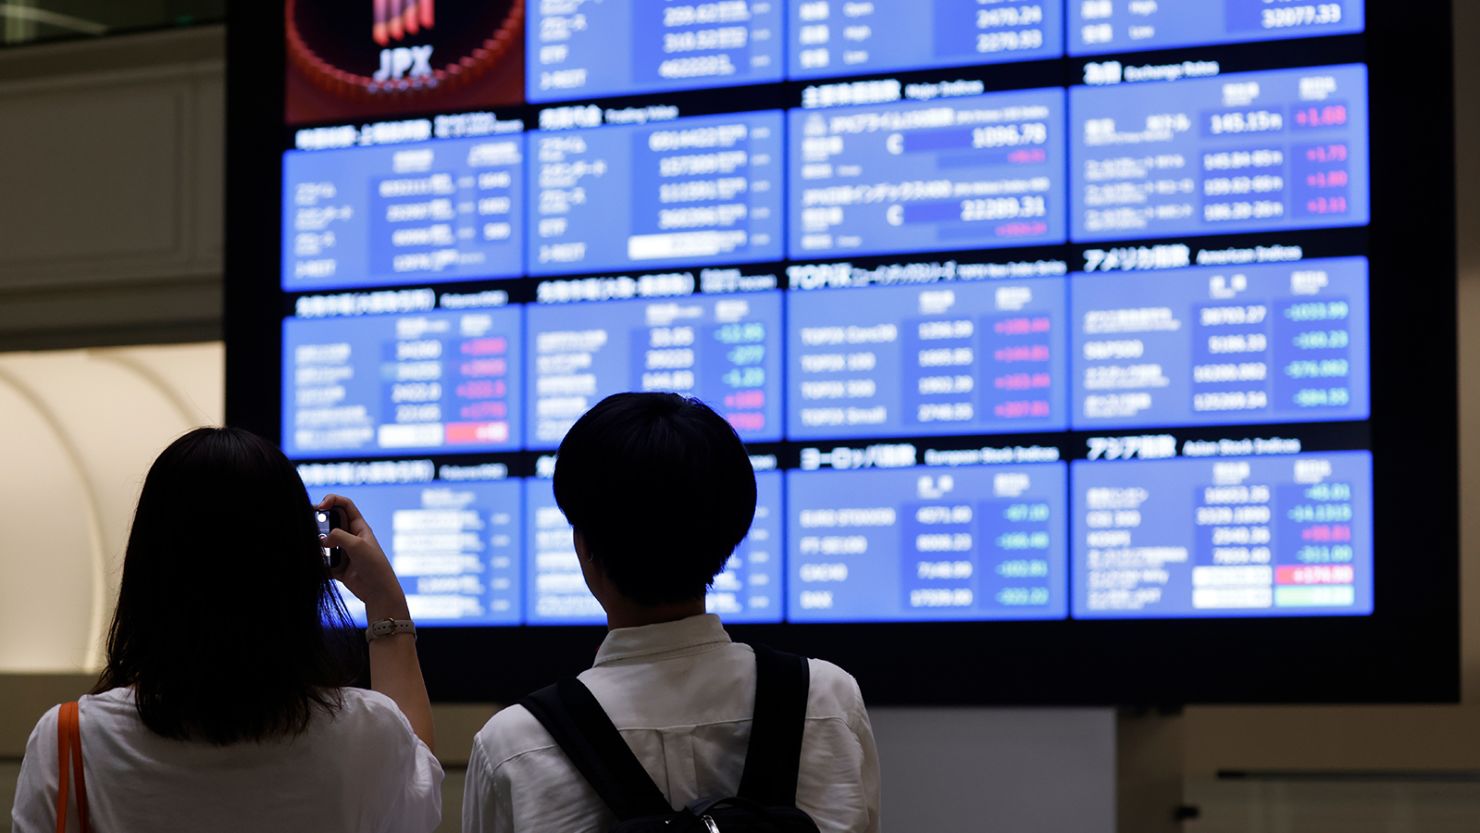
0,0 -> 222,48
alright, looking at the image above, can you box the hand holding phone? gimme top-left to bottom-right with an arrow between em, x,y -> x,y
316,506 -> 348,569
315,494 -> 408,617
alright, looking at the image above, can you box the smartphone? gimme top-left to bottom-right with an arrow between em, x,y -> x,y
315,506 -> 348,570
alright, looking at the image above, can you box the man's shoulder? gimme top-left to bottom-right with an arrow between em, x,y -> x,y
803,657 -> 867,720
471,658 -> 866,756
472,702 -> 561,774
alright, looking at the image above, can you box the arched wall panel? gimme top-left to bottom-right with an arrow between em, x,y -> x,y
0,342 -> 222,672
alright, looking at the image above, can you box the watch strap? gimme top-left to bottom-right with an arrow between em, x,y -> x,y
366,618 -> 416,643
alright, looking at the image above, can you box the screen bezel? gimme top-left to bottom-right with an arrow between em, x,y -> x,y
225,1 -> 1459,706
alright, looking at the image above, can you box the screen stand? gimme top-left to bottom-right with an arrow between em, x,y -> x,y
1117,708 -> 1196,832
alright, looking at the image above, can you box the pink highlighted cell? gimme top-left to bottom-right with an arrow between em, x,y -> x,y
460,358 -> 508,377
459,401 -> 508,420
725,412 -> 766,432
995,372 -> 1052,391
995,400 -> 1051,419
1300,524 -> 1354,543
446,421 -> 509,444
461,337 -> 508,356
456,379 -> 506,399
1277,565 -> 1355,586
724,390 -> 765,410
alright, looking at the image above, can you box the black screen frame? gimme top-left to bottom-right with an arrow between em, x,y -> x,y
226,1 -> 1459,706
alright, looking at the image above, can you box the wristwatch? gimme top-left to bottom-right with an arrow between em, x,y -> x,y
366,618 -> 416,643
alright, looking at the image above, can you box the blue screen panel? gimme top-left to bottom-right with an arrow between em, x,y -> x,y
531,111 -> 785,276
789,88 -> 1067,259
1070,0 -> 1363,56
1071,451 -> 1373,618
788,0 -> 1063,80
526,292 -> 784,449
1070,64 -> 1369,242
787,463 -> 1068,622
525,476 -> 602,624
525,471 -> 786,625
283,137 -> 525,291
1071,257 -> 1370,430
527,0 -> 784,103
323,479 -> 524,626
787,279 -> 1068,440
282,307 -> 524,458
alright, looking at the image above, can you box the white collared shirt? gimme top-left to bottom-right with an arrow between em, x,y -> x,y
11,687 -> 442,833
463,615 -> 881,833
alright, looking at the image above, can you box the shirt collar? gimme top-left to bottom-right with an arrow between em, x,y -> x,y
593,613 -> 732,667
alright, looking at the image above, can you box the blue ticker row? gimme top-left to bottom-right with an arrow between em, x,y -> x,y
310,449 -> 1373,626
524,0 -> 1364,102
284,65 -> 1370,291
282,257 -> 1371,458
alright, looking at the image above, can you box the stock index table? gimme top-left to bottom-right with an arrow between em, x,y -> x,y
788,0 -> 1064,78
273,1 -> 1381,628
528,0 -> 785,103
788,88 -> 1067,257
530,111 -> 786,275
1069,64 -> 1370,241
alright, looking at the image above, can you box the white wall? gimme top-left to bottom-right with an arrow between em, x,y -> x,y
872,708 -> 1114,833
0,343 -> 223,671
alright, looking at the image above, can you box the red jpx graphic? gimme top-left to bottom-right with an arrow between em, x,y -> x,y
374,0 -> 435,46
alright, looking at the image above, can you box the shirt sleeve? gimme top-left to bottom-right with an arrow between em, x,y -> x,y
462,735 -> 515,833
795,662 -> 882,833
10,706 -> 62,833
363,696 -> 444,833
846,688 -> 882,833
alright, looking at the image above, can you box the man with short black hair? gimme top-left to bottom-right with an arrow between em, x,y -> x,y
463,392 -> 880,833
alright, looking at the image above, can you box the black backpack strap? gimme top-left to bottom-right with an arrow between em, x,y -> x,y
737,645 -> 811,807
520,678 -> 673,821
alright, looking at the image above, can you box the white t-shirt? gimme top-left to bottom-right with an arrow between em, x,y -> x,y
463,614 -> 880,833
10,686 -> 442,833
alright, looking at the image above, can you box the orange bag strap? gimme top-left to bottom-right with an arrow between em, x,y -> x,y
54,701 -> 90,833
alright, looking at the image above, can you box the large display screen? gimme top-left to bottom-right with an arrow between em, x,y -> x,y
228,0 -> 1459,703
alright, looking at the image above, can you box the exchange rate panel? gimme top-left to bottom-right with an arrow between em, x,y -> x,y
525,470 -> 786,625
787,462 -> 1069,622
282,307 -> 523,458
283,136 -> 525,291
1071,257 -> 1370,430
322,478 -> 524,626
788,0 -> 1063,80
1072,451 -> 1374,618
789,88 -> 1067,260
526,292 -> 784,449
531,111 -> 785,276
1069,0 -> 1364,56
788,279 -> 1067,440
527,0 -> 784,103
1070,64 -> 1370,242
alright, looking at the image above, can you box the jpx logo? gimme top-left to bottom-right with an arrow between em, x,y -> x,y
373,0 -> 435,82
374,44 -> 434,81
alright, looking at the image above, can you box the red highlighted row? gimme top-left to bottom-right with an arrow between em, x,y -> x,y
1276,565 -> 1355,586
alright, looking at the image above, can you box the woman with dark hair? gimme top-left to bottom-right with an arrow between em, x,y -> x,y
10,427 -> 442,832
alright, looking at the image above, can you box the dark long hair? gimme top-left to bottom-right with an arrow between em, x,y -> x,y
94,427 -> 354,744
